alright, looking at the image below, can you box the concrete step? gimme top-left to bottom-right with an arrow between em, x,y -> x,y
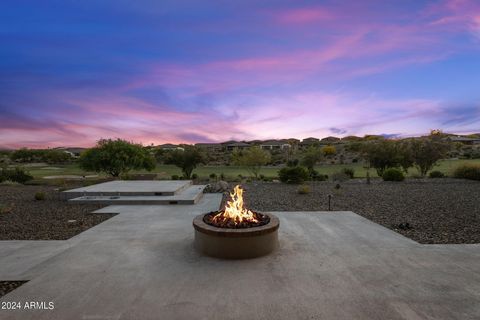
68,185 -> 206,205
62,180 -> 192,200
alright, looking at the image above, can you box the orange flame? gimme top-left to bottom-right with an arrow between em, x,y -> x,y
212,185 -> 258,225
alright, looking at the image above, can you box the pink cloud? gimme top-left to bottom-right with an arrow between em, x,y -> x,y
425,0 -> 480,37
133,24 -> 448,97
2,87 -> 478,149
273,7 -> 332,25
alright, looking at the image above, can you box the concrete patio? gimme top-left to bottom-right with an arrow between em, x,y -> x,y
1,194 -> 479,319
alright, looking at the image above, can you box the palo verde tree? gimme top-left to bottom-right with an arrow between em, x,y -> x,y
301,146 -> 323,173
396,140 -> 415,173
409,138 -> 449,177
165,146 -> 205,179
362,140 -> 402,177
79,138 -> 155,177
231,146 -> 271,179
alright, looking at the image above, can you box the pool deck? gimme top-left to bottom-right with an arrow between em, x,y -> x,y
1,195 -> 479,319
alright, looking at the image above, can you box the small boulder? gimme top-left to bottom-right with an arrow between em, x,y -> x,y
211,181 -> 229,192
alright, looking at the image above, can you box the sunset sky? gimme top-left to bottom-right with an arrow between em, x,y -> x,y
1,0 -> 480,148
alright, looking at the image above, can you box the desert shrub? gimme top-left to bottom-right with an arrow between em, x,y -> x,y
310,170 -> 327,181
10,148 -> 73,164
0,180 -> 21,186
331,172 -> 349,182
0,203 -> 14,214
278,166 -> 309,184
35,192 -> 46,201
10,148 -> 44,163
301,147 -> 323,172
464,149 -> 480,159
119,173 -> 132,180
382,168 -> 405,181
286,159 -> 299,167
43,149 -> 73,164
0,167 -> 33,184
231,146 -> 271,178
297,185 -> 311,194
342,168 -> 355,179
429,170 -> 445,178
453,164 -> 480,181
321,145 -> 336,156
171,174 -> 179,180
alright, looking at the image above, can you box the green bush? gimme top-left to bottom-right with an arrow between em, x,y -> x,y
278,166 -> 309,184
191,173 -> 198,180
286,159 -> 299,167
310,170 -> 327,181
331,172 -> 349,182
297,185 -> 311,194
119,173 -> 132,180
34,192 -> 46,201
342,168 -> 355,179
382,168 -> 405,181
429,170 -> 445,178
0,167 -> 33,184
453,164 -> 480,181
171,174 -> 179,180
209,173 -> 217,179
0,180 -> 21,186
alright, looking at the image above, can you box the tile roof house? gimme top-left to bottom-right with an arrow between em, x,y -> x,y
157,144 -> 184,151
260,140 -> 291,150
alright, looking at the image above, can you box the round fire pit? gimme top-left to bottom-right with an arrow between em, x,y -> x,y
193,212 -> 279,259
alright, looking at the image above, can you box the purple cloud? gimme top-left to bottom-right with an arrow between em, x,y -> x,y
1,0 -> 480,148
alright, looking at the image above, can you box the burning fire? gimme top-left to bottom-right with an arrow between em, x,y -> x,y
212,185 -> 259,225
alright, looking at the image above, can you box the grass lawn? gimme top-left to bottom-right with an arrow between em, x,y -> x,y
24,159 -> 480,181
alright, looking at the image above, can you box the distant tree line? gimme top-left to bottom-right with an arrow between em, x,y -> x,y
3,133 -> 461,182
10,148 -> 73,164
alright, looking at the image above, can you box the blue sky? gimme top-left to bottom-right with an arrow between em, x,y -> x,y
1,0 -> 479,148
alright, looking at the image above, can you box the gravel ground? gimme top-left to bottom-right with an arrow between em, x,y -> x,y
0,185 -> 115,240
0,281 -> 28,298
237,179 -> 480,244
